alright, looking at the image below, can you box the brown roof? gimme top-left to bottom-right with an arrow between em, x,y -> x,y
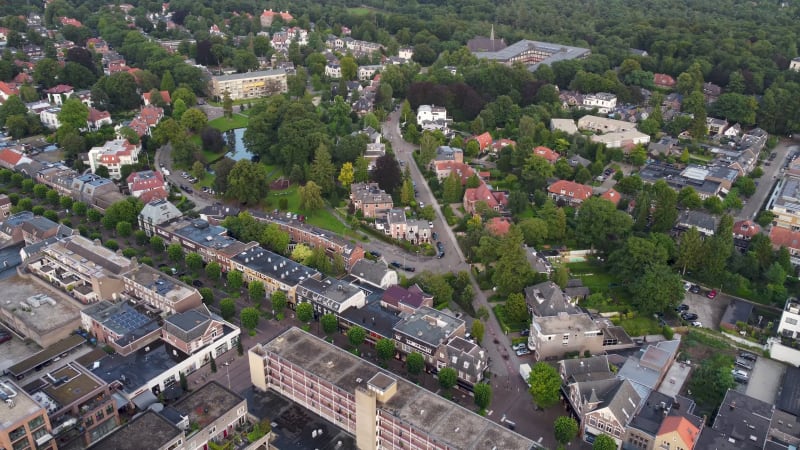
733,219 -> 760,238
657,416 -> 700,448
770,227 -> 800,250
600,188 -> 621,205
548,180 -> 593,201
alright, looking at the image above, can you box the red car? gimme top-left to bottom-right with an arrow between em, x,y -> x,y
707,289 -> 718,299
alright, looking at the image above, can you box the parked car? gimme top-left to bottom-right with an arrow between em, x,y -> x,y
403,266 -> 416,272
520,329 -> 530,336
683,282 -> 692,291
675,304 -> 689,312
368,250 -> 381,258
739,351 -> 758,361
432,232 -> 438,241
389,261 -> 402,268
691,321 -> 702,327
681,312 -> 699,321
512,343 -> 526,351
689,284 -> 701,294
0,331 -> 11,344
516,348 -> 531,356
735,358 -> 754,370
707,289 -> 718,299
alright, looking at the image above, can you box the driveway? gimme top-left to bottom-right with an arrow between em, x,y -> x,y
738,141 -> 797,221
681,287 -> 730,330
154,143 -> 215,210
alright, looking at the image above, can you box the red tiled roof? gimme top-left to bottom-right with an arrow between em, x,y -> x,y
486,217 -> 512,236
0,81 -> 18,96
87,108 -> 110,123
733,220 -> 760,238
770,227 -> 800,250
261,9 -> 293,21
142,90 -> 171,105
59,17 -> 83,27
434,161 -> 476,185
464,182 -> 508,210
657,416 -> 699,449
653,73 -> 676,87
491,139 -> 516,152
13,73 -> 32,84
548,180 -> 593,201
128,117 -> 149,137
45,84 -> 73,94
533,146 -> 560,163
139,186 -> 169,203
0,148 -> 24,167
472,132 -> 492,151
600,188 -> 621,205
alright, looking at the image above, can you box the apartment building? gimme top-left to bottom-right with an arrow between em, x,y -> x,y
777,297 -> 800,340
768,175 -> 800,230
393,306 -> 466,368
249,327 -> 536,450
80,300 -> 160,356
0,211 -> 73,247
209,69 -> 288,100
350,182 -> 394,218
582,92 -> 617,114
229,245 -> 320,304
564,377 -> 641,446
122,263 -> 203,314
160,218 -> 255,272
296,276 -> 366,316
24,235 -> 132,304
27,363 -> 120,447
137,199 -> 183,236
87,139 -> 141,179
528,312 -> 605,360
0,382 -> 56,450
126,170 -> 168,203
162,305 -> 231,356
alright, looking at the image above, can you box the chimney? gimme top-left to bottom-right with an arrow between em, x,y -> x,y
730,401 -> 736,410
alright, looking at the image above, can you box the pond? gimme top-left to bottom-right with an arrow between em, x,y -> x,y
224,128 -> 257,161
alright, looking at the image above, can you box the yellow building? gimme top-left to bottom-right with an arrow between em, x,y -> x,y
210,69 -> 287,100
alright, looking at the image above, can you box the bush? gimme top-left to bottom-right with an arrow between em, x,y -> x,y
104,240 -> 119,251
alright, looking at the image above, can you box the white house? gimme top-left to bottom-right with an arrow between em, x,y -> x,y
582,92 -> 617,114
398,47 -> 414,60
790,57 -> 800,71
417,105 -> 448,125
358,65 -> 382,81
87,139 -> 141,179
40,107 -> 61,129
778,298 -> 800,340
325,63 -> 341,79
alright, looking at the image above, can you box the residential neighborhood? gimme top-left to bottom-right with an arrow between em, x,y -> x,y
0,0 -> 799,450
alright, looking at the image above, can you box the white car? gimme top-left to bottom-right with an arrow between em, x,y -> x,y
691,321 -> 702,327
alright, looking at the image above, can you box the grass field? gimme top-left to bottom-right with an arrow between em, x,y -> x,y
209,114 -> 249,132
269,185 -> 348,235
568,260 -> 633,311
347,7 -> 375,15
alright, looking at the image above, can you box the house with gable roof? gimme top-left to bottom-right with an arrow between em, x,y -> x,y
162,305 -> 232,355
548,180 -> 593,206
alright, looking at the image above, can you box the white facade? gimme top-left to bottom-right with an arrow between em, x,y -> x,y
416,105 -> 448,125
87,139 -> 141,179
358,65 -> 382,81
790,57 -> 800,71
40,107 -> 61,129
398,47 -> 414,60
582,92 -> 617,114
778,298 -> 800,339
325,63 -> 341,79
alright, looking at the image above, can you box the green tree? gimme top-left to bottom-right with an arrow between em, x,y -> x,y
150,235 -> 165,253
442,171 -> 463,204
321,313 -> 338,335
160,70 -> 175,92
291,244 -> 313,263
419,132 -> 440,166
651,180 -> 679,233
0,95 -> 27,127
376,338 -> 396,363
688,353 -> 735,409
340,56 -> 357,80
676,227 -> 704,275
172,98 -> 187,120
347,325 -> 366,349
552,265 -> 569,288
575,197 -> 633,253
271,291 -> 287,313
181,107 -> 208,133
503,293 -> 529,326
185,252 -> 204,274
309,144 -> 336,193
199,287 -> 214,305
593,434 -> 616,450
115,221 -> 132,238
33,183 -> 48,199
167,243 -> 184,263
528,362 -> 561,408
299,181 -> 325,213
438,367 -> 458,390
261,224 -> 290,254
227,270 -> 244,291
205,261 -> 222,282
227,159 -> 269,205
220,298 -> 236,320
492,228 -> 534,296
248,280 -> 266,304
554,416 -> 579,445
406,352 -> 425,375
473,383 -> 492,410
289,300 -> 313,324
471,320 -> 485,344
630,264 -> 684,315
241,307 -> 260,330
400,178 -> 415,206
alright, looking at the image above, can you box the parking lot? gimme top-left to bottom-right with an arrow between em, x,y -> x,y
680,286 -> 730,330
742,356 -> 786,404
0,325 -> 42,374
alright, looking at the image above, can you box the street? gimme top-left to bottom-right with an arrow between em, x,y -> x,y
738,140 -> 797,221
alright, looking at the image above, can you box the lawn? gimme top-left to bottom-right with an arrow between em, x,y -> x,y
269,186 -> 348,235
347,7 -> 375,15
568,260 -> 633,311
209,114 -> 249,132
492,304 -> 527,332
611,315 -> 662,337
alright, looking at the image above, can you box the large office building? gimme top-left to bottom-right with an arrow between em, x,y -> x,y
249,327 -> 535,450
768,174 -> 800,230
209,69 -> 287,100
472,39 -> 590,71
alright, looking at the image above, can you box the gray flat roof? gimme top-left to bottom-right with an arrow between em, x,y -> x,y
173,381 -> 244,429
393,306 -> 464,347
260,327 -> 535,450
212,68 -> 286,82
91,340 -> 188,394
232,246 -> 319,287
298,276 -> 362,305
473,39 -> 590,70
7,334 -> 85,377
90,410 -> 182,450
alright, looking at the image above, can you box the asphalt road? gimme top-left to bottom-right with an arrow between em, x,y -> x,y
154,143 -> 215,210
738,140 -> 797,221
